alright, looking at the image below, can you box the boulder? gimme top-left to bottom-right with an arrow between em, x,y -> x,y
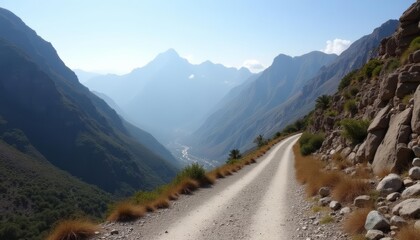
319,197 -> 331,206
395,144 -> 414,172
413,146 -> 420,157
319,187 -> 330,197
413,158 -> 420,167
368,105 -> 391,132
364,210 -> 390,231
392,198 -> 420,218
372,108 -> 413,174
379,73 -> 399,101
365,229 -> 384,240
412,85 -> 420,134
399,1 -> 420,24
329,201 -> 341,211
386,192 -> 401,202
396,82 -> 419,98
354,195 -> 372,207
399,71 -> 420,83
340,207 -> 351,215
409,166 -> 420,180
364,131 -> 387,163
404,178 -> 415,187
401,184 -> 420,198
414,50 -> 420,64
390,215 -> 407,227
356,141 -> 367,163
376,174 -> 403,194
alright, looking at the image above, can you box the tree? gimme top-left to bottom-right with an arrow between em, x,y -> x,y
228,149 -> 241,160
315,95 -> 331,110
254,134 -> 265,148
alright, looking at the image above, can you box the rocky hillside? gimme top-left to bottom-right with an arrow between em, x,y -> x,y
307,1 -> 420,238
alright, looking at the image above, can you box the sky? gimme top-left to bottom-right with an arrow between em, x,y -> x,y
0,0 -> 415,74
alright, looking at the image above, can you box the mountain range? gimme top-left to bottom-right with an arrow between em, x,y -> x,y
188,20 -> 399,161
0,7 -> 177,196
83,49 -> 254,143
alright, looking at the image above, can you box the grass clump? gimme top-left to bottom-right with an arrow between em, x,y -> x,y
320,215 -> 334,224
107,201 -> 145,222
344,99 -> 358,114
360,59 -> 383,79
383,57 -> 400,73
401,36 -> 420,64
339,70 -> 358,91
343,208 -> 371,235
395,225 -> 420,240
175,163 -> 208,185
332,178 -> 372,203
46,219 -> 98,240
299,132 -> 324,156
402,93 -> 414,105
340,119 -> 369,145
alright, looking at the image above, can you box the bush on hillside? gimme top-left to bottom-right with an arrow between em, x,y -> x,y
401,36 -> 420,64
299,132 -> 324,156
175,163 -> 206,183
315,95 -> 331,110
340,119 -> 370,145
360,59 -> 382,79
338,70 -> 357,91
344,99 -> 358,114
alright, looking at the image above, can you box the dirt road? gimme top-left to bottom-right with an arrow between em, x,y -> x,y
96,134 -> 307,240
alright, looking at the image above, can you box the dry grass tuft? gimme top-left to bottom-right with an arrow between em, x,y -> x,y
332,178 -> 372,203
306,171 -> 342,196
343,208 -> 371,235
177,179 -> 200,195
320,215 -> 334,224
395,225 -> 420,240
107,202 -> 146,222
151,198 -> 170,209
47,219 -> 98,240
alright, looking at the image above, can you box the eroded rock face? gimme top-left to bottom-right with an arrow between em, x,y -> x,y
412,85 -> 420,134
372,108 -> 413,174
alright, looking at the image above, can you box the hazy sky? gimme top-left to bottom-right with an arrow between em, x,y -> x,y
0,0 -> 414,74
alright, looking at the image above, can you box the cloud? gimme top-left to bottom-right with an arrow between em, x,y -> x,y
188,74 -> 195,79
242,59 -> 265,73
322,39 -> 352,55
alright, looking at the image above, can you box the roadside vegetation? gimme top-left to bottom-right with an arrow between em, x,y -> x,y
48,126 -> 302,239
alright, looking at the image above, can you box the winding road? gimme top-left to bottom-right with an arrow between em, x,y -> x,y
96,134 -> 301,240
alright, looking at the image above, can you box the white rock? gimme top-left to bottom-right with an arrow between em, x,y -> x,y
386,192 -> 401,202
409,166 -> 420,180
340,207 -> 351,215
413,158 -> 420,167
329,201 -> 341,211
392,198 -> 420,218
376,173 -> 403,194
401,183 -> 420,198
390,215 -> 407,227
354,195 -> 371,207
365,229 -> 384,240
364,210 -> 390,231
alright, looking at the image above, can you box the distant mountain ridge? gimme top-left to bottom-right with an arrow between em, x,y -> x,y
84,49 -> 254,143
190,20 -> 399,161
0,7 -> 177,196
189,51 -> 337,160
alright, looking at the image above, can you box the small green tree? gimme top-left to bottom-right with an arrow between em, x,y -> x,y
254,134 -> 265,148
228,149 -> 241,160
315,95 -> 331,110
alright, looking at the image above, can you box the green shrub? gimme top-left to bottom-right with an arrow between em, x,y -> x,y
402,94 -> 414,105
384,58 -> 400,73
340,119 -> 370,144
133,191 -> 160,205
326,110 -> 338,117
338,70 -> 357,91
175,163 -> 206,183
361,59 -> 382,79
315,95 -> 331,110
344,99 -> 357,114
401,36 -> 420,64
349,87 -> 359,97
372,65 -> 382,78
299,132 -> 324,156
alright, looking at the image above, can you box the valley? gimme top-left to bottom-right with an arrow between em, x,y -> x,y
0,1 -> 419,240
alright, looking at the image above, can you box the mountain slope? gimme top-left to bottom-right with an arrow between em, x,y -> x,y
0,7 -> 177,195
190,51 -> 337,160
85,49 -> 254,143
0,139 -> 111,240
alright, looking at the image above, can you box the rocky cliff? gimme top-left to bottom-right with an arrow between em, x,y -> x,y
311,1 -> 420,175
